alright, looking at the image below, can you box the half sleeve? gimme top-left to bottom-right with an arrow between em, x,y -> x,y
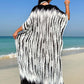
60,13 -> 68,32
22,16 -> 33,31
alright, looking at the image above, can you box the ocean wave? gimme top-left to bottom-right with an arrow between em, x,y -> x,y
0,47 -> 84,59
63,47 -> 84,51
0,53 -> 17,60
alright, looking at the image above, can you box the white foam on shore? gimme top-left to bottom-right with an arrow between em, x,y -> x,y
0,53 -> 17,59
0,47 -> 84,59
63,47 -> 84,51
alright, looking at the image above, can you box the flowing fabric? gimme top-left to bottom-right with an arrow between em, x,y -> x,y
15,4 -> 68,84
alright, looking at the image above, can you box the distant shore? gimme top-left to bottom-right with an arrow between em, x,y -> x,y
0,52 -> 84,84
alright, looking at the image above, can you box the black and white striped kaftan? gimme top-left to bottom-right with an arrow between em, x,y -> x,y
15,4 -> 68,84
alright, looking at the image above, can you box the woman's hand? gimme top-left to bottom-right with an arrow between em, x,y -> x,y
64,0 -> 70,5
13,26 -> 23,39
13,31 -> 18,39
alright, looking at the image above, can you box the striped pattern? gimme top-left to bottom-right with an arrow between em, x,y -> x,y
15,5 -> 68,84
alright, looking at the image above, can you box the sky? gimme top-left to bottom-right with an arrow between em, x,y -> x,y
0,0 -> 84,36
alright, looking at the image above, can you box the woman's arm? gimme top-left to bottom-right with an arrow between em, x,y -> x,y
15,26 -> 23,33
13,16 -> 33,39
64,0 -> 70,20
13,26 -> 23,39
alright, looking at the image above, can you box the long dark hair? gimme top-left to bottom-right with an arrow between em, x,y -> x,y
38,0 -> 52,5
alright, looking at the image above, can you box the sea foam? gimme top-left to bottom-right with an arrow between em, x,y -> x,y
0,47 -> 84,60
0,53 -> 17,60
63,47 -> 84,51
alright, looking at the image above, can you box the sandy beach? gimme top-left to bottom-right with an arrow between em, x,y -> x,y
0,52 -> 84,84
62,52 -> 84,84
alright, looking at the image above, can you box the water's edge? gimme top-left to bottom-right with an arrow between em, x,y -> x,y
0,47 -> 84,59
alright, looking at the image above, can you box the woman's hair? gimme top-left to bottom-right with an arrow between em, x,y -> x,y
38,0 -> 52,5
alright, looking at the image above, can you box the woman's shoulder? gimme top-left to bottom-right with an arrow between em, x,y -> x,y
31,4 -> 65,14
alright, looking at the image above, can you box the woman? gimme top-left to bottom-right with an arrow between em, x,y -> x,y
13,0 -> 70,84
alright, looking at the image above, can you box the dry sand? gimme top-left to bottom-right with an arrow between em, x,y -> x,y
62,52 -> 84,84
0,52 -> 84,84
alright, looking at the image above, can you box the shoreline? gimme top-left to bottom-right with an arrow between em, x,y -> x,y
62,47 -> 84,56
0,47 -> 84,60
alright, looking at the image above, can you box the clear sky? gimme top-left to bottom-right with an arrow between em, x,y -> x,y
0,0 -> 84,36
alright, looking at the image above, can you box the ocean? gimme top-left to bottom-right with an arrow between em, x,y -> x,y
0,36 -> 84,57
